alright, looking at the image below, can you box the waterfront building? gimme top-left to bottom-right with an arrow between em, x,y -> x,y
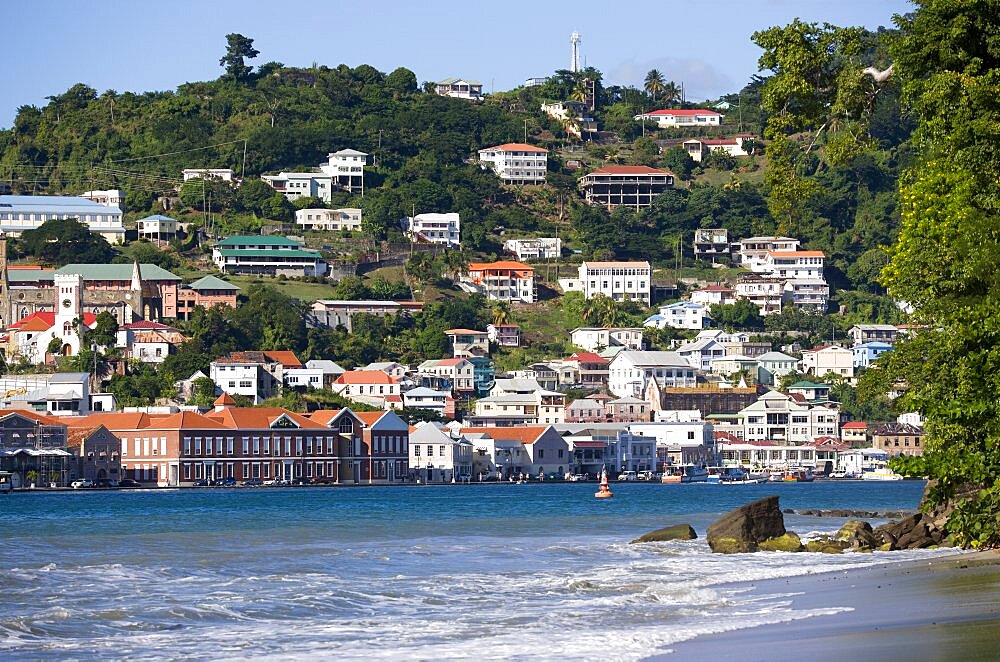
841,421 -> 869,447
461,425 -> 570,478
408,422 -> 473,482
872,422 -> 925,457
309,409 -> 408,483
608,350 -> 696,398
738,390 -> 840,444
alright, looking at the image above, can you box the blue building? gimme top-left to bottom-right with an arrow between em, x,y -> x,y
853,341 -> 893,368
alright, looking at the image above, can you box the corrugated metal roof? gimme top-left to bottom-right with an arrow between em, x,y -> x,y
215,235 -> 301,247
0,195 -> 121,213
217,249 -> 322,259
54,264 -> 182,281
185,275 -> 240,291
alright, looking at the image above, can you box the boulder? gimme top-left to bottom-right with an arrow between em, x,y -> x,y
707,495 -> 786,553
804,538 -> 847,553
835,520 -> 879,550
759,532 -> 803,552
630,524 -> 697,544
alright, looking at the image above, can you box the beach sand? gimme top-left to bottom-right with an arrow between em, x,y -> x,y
663,550 -> 1000,661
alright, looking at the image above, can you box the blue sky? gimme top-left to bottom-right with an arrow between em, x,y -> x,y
3,0 -> 912,129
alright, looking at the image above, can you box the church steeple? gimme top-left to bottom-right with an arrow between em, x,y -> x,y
130,260 -> 143,291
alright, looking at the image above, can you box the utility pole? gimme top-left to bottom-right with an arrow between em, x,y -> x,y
242,139 -> 248,180
524,119 -> 528,143
377,129 -> 383,167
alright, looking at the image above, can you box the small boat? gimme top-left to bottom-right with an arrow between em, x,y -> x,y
861,467 -> 904,481
661,465 -> 709,484
594,466 -> 614,498
660,472 -> 683,484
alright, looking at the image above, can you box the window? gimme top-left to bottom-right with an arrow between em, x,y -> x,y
414,445 -> 421,457
538,449 -> 545,459
194,437 -> 202,455
339,418 -> 354,434
427,445 -> 433,457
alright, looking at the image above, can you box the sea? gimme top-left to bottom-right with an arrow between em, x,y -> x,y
0,481 -> 950,660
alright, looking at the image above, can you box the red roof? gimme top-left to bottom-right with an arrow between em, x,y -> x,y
9,311 -> 97,331
565,351 -> 609,364
205,407 -> 326,429
335,370 -> 398,385
842,421 -> 868,429
460,426 -> 550,444
587,165 -> 674,176
467,260 -> 534,272
123,320 -> 175,331
214,392 -> 236,406
643,109 -> 722,116
435,358 -> 468,367
482,143 -> 548,154
443,328 -> 488,335
689,138 -> 740,145
262,351 -> 302,368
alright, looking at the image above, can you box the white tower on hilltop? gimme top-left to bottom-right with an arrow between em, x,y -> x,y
570,31 -> 581,72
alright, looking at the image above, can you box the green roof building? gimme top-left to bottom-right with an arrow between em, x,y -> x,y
211,235 -> 327,277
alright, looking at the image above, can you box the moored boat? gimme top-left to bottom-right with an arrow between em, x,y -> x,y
861,467 -> 904,481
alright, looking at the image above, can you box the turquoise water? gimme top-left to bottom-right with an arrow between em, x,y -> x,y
0,482 -> 940,659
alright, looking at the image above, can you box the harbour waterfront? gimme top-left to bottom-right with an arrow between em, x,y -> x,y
0,481 -> 951,659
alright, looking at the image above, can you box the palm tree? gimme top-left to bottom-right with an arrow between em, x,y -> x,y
644,70 -> 666,101
662,81 -> 681,106
490,301 -> 512,326
441,249 -> 469,281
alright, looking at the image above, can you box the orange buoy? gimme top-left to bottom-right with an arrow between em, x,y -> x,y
594,465 -> 614,499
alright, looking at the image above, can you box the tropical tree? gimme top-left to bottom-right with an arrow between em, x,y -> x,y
490,301 -> 512,326
644,70 -> 666,101
662,81 -> 682,105
219,33 -> 260,82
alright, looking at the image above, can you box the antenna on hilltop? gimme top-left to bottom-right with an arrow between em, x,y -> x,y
570,31 -> 582,73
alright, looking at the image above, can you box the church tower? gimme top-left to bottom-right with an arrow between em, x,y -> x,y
129,260 -> 146,322
53,273 -> 84,356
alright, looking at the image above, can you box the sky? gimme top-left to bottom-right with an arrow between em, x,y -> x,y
2,0 -> 913,129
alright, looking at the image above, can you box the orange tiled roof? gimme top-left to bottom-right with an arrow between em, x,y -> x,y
214,392 -> 236,406
67,412 -> 152,430
459,426 -> 550,444
204,407 -> 327,430
335,370 -> 399,385
467,261 -> 534,272
482,143 -> 548,153
262,350 -> 303,368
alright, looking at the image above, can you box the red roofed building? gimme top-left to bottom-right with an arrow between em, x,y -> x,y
559,351 -> 610,386
210,351 -> 301,404
460,425 -> 570,479
67,405 -> 361,486
633,108 -> 723,128
477,143 -> 548,185
580,165 -> 675,209
309,408 -> 408,483
331,370 -> 402,409
443,328 -> 490,358
7,309 -> 98,364
841,421 -> 869,447
464,261 -> 536,304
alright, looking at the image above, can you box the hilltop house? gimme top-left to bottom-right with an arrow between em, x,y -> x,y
800,345 -> 855,381
579,166 -> 674,209
682,136 -> 751,162
560,261 -> 651,304
478,143 -> 548,185
632,108 -> 723,128
402,213 -> 461,247
212,236 -> 326,277
503,237 -> 561,261
435,78 -> 482,100
462,261 -> 535,303
295,208 -> 362,232
570,327 -> 644,353
644,301 -> 711,330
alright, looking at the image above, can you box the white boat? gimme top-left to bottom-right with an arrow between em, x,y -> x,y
861,467 -> 904,481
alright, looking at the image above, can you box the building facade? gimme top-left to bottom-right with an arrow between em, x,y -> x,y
579,166 -> 675,209
478,143 -> 548,185
212,236 -> 327,276
295,208 -> 362,232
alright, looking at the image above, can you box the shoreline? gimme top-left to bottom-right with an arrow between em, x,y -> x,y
663,550 -> 1000,660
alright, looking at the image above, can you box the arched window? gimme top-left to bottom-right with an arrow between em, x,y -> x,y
19,307 -> 27,319
338,418 -> 354,434
63,321 -> 72,335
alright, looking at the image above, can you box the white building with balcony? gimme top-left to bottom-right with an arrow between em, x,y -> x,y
800,345 -> 855,381
737,237 -> 801,271
759,251 -> 825,280
212,236 -> 326,277
644,301 -> 711,331
260,172 -> 335,203
80,189 -> 124,207
503,237 -> 561,261
478,143 -> 548,185
738,390 -> 840,444
570,327 -> 645,353
295,207 -> 362,232
608,351 -> 697,398
403,213 -> 461,247
0,195 -> 125,243
632,109 -> 723,127
318,149 -> 367,195
182,168 -> 235,182
435,78 -> 483,100
559,261 -> 651,305
463,261 -> 535,303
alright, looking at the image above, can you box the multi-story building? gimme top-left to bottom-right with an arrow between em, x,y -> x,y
468,379 -> 566,427
693,228 -> 733,262
463,261 -> 535,303
570,327 -> 645,353
853,341 -> 893,369
295,208 -> 362,232
331,370 -> 403,408
408,423 -> 472,482
738,390 -> 840,444
734,273 -> 789,316
737,237 -> 801,270
0,195 -> 125,243
785,279 -> 830,312
417,358 -> 476,395
402,213 -> 461,247
210,351 -> 300,404
608,350 -> 697,398
462,425 -> 571,478
560,261 -> 651,304
841,421 -> 869,447
756,351 -> 799,385
260,172 -> 336,202
306,299 -> 423,332
478,143 -> 548,185
758,251 -> 825,280
690,285 -> 736,307
676,333 -> 728,371
644,301 -> 711,330
849,324 -> 899,345
503,237 -> 561,260
318,150 -> 367,195
402,388 -> 455,417
80,189 -> 125,207
872,422 -> 925,457
632,108 -> 723,128
136,215 -> 179,241
558,351 -> 610,387
800,344 -> 855,381
435,78 -> 483,100
579,166 -> 675,209
307,408 -> 408,484
175,276 -> 240,320
212,236 -> 326,277
541,101 -> 597,139
487,323 -> 521,347
443,329 -> 490,359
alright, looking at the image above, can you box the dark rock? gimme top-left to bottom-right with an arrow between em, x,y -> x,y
804,539 -> 846,554
630,524 -> 697,544
835,521 -> 879,550
707,495 -> 786,553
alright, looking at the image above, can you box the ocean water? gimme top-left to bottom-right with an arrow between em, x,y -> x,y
0,481 -> 947,660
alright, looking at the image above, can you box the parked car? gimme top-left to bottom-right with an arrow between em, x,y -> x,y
118,479 -> 141,488
617,471 -> 637,481
193,479 -> 210,487
70,478 -> 94,489
95,478 -> 118,488
212,477 -> 237,487
636,470 -> 655,481
242,478 -> 263,486
309,477 -> 334,485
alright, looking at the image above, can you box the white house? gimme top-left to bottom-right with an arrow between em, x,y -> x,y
468,379 -> 566,426
182,168 -> 235,182
283,367 -> 325,390
478,143 -> 548,185
409,423 -> 473,483
295,208 -> 362,232
735,273 -> 789,316
80,189 -> 124,207
403,387 -> 453,416
318,149 -> 368,195
849,324 -> 899,345
709,354 -> 759,376
800,345 -> 855,381
629,421 -> 715,466
364,361 -> 408,379
435,78 -> 483,100
559,261 -> 651,305
136,215 -> 179,241
462,261 -> 535,304
738,390 -> 840,443
690,285 -> 735,307
212,236 -> 326,277
403,213 -> 461,247
570,327 -> 645,353
417,358 -> 475,395
260,172 -> 335,202
785,279 -> 830,312
675,334 -> 728,371
682,136 -> 750,162
461,425 -> 571,478
757,251 -> 825,280
608,351 -> 697,398
644,301 -> 711,331
503,237 -> 561,260
632,108 -> 723,128
209,354 -> 281,404
737,237 -> 801,270
331,370 -> 403,409
756,351 -> 799,381
0,195 -> 125,243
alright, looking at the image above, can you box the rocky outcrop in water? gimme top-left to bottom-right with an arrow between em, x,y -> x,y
707,495 -> 786,553
630,523 -> 697,544
784,508 -> 913,519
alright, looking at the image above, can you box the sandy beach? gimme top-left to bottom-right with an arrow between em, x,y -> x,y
664,550 -> 1000,661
